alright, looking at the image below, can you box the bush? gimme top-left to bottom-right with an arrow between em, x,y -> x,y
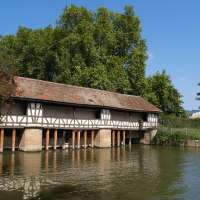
152,129 -> 200,146
160,115 -> 200,129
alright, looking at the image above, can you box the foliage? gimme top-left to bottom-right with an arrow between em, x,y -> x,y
0,4 -> 184,116
152,129 -> 200,146
144,70 -> 185,116
160,114 -> 200,129
0,55 -> 16,114
196,83 -> 200,103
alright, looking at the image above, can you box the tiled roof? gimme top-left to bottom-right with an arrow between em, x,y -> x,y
13,76 -> 161,113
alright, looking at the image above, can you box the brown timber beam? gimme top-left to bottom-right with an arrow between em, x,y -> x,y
77,130 -> 81,149
117,130 -> 120,147
84,130 -> 87,148
12,129 -> 16,152
54,130 -> 57,150
0,129 -> 4,153
46,129 -> 50,150
122,130 -> 126,146
112,130 -> 115,147
91,130 -> 94,148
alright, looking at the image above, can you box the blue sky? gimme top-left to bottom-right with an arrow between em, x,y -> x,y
0,0 -> 199,110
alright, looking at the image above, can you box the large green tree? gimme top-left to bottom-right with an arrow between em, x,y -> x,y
0,4 -> 184,115
0,5 -> 146,94
0,55 -> 16,115
145,71 -> 185,116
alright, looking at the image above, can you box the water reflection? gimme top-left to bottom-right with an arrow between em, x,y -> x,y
0,146 -> 199,200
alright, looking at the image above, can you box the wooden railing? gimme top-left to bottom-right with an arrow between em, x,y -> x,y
0,115 -> 158,130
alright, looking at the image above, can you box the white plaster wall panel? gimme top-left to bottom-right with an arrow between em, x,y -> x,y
101,109 -> 111,120
75,108 -> 96,119
43,106 -> 73,118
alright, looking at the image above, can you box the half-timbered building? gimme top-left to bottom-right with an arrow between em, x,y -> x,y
0,76 -> 161,152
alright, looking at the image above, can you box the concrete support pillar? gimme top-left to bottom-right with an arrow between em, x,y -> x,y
62,131 -> 66,150
84,130 -> 87,148
0,129 -> 4,153
122,130 -> 126,146
140,129 -> 157,145
94,129 -> 111,147
19,128 -> 42,151
112,130 -> 115,147
12,129 -> 16,152
72,130 -> 75,149
46,129 -> 50,150
117,130 -> 120,147
129,131 -> 132,146
77,130 -> 81,149
91,130 -> 94,148
54,130 -> 57,150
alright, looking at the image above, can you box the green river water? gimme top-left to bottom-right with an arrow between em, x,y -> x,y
0,145 -> 200,200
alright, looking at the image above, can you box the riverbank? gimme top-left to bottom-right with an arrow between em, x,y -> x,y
152,128 -> 200,147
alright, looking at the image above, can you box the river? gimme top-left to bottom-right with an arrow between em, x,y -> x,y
0,146 -> 200,200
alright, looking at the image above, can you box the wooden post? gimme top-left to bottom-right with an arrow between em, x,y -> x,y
46,129 -> 50,150
117,130 -> 120,147
77,130 -> 81,149
122,130 -> 126,146
54,130 -> 57,150
0,129 -> 4,153
112,130 -> 115,147
91,130 -> 94,148
72,130 -> 75,149
12,129 -> 16,152
84,130 -> 87,148
62,130 -> 66,150
129,131 -> 132,146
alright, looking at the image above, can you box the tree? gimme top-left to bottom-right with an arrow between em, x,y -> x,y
196,83 -> 200,101
145,70 -> 185,116
0,55 -> 16,115
0,4 -> 184,116
54,5 -> 146,94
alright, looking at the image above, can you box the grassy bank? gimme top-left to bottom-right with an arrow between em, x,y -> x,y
152,128 -> 200,146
